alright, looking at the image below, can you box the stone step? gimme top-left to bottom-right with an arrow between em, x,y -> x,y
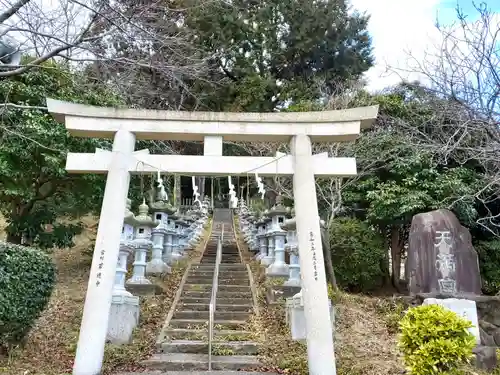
179,297 -> 252,305
168,319 -> 246,330
160,328 -> 253,341
201,258 -> 240,262
179,303 -> 252,312
142,353 -> 261,371
187,273 -> 248,279
181,291 -> 252,299
173,310 -> 251,321
192,264 -> 246,271
203,252 -> 239,256
117,372 -> 273,375
188,271 -> 248,277
184,284 -> 250,293
203,250 -> 239,253
186,278 -> 249,286
159,340 -> 259,355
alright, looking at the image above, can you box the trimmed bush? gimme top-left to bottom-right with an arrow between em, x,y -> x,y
0,241 -> 56,351
398,304 -> 476,375
329,217 -> 386,292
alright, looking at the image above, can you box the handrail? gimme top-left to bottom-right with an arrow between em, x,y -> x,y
208,223 -> 224,371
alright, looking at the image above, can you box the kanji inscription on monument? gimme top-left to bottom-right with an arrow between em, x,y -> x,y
407,209 -> 482,295
434,231 -> 457,294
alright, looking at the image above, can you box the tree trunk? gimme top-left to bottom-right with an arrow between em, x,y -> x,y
390,226 -> 404,293
378,224 -> 391,286
198,177 -> 206,198
321,225 -> 338,291
174,175 -> 181,208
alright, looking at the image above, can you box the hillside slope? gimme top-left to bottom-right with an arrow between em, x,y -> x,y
0,216 -> 192,375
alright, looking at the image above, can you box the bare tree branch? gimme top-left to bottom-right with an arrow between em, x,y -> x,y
0,0 -> 31,24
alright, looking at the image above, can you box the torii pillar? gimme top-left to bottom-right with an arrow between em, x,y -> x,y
47,98 -> 378,375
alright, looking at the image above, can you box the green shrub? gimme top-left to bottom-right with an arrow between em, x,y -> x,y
398,304 -> 476,375
329,217 -> 386,292
476,239 -> 500,295
0,241 -> 56,351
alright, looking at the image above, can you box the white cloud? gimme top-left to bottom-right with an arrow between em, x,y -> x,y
350,0 -> 445,92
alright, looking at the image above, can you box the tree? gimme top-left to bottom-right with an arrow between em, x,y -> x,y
393,2 -> 500,233
341,87 -> 483,289
0,0 -> 210,104
95,0 -> 373,112
402,2 -> 499,120
185,0 -> 374,111
0,59 -> 122,247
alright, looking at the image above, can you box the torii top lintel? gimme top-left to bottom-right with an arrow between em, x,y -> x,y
46,98 -> 379,143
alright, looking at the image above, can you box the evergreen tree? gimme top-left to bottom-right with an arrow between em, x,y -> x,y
90,0 -> 373,111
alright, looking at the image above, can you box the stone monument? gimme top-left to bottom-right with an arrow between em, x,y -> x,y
406,209 -> 481,295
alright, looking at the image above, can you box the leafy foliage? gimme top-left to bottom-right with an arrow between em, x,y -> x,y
183,0 -> 373,111
398,304 -> 475,375
99,0 -> 373,112
476,239 -> 500,295
0,60 -> 123,248
343,91 -> 482,228
336,88 -> 485,287
329,217 -> 386,292
0,241 -> 56,351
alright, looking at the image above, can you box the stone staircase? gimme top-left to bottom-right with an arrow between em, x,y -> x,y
140,209 -> 269,374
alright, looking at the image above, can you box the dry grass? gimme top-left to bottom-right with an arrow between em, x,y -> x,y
334,293 -> 404,375
0,215 -> 211,375
246,262 -> 404,375
232,216 -> 404,375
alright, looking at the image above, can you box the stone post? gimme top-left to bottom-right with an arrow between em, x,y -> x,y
290,134 -> 336,375
73,130 -> 135,375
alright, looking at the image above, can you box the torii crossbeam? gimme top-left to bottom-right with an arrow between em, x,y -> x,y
66,151 -> 358,177
47,98 -> 378,375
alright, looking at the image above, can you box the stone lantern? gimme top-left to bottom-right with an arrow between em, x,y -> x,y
247,213 -> 259,254
169,211 -> 183,262
147,178 -> 175,274
283,212 -> 300,287
106,198 -> 140,345
127,199 -> 158,285
255,215 -> 268,260
266,196 -> 290,277
176,216 -> 190,254
260,211 -> 272,265
113,198 -> 138,296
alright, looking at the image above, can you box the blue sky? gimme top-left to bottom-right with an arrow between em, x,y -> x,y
349,0 -> 500,91
438,0 -> 500,23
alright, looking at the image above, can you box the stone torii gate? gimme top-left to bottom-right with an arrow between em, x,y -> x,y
47,98 -> 378,375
